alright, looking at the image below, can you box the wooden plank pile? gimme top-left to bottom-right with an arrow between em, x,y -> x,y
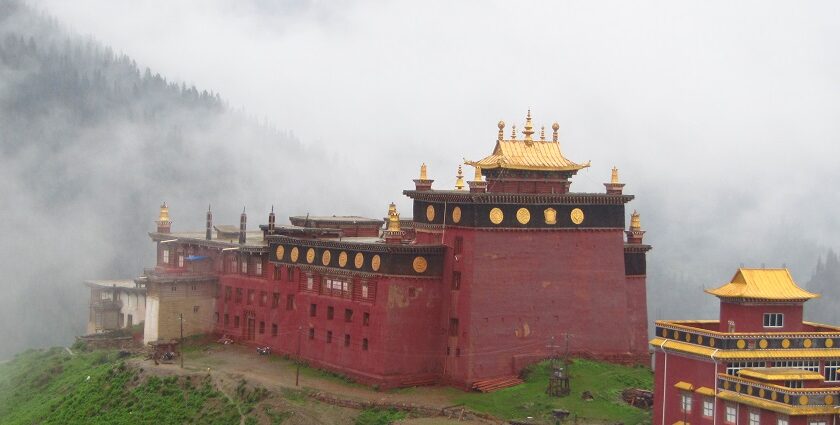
471,376 -> 524,392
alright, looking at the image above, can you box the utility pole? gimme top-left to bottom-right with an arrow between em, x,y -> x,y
179,313 -> 184,369
295,326 -> 302,386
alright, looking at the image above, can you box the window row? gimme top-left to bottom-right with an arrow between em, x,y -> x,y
308,328 -> 369,351
725,360 -> 839,381
309,304 -> 371,326
301,274 -> 376,302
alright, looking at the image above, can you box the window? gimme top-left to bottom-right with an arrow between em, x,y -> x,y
749,411 -> 760,425
178,255 -> 184,267
234,316 -> 240,328
361,282 -> 369,299
191,284 -> 197,291
235,288 -> 243,303
162,249 -> 170,264
785,380 -> 803,388
272,292 -> 280,309
327,306 -> 334,320
229,257 -> 237,273
809,420 -> 827,425
310,304 -> 317,317
287,266 -> 294,281
454,236 -> 463,255
259,291 -> 267,306
326,331 -> 333,343
825,361 -> 840,382
171,285 -> 177,292
703,398 -> 714,417
452,271 -> 461,290
286,294 -> 294,310
362,338 -> 369,351
247,289 -> 255,305
450,318 -> 459,337
778,416 -> 789,425
681,392 -> 692,413
344,309 -> 353,322
259,321 -> 265,334
273,266 -> 281,281
224,314 -> 229,326
308,327 -> 315,340
193,305 -> 199,313
224,286 -> 232,300
363,312 -> 370,326
255,260 -> 262,276
344,334 -> 350,347
774,360 -> 819,372
306,275 -> 314,290
727,361 -> 766,375
271,323 -> 278,337
241,258 -> 248,274
763,313 -> 784,328
725,405 -> 736,424
324,277 -> 350,296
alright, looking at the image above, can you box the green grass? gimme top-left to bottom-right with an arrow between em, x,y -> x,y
354,408 -> 407,425
453,359 -> 653,424
0,348 -> 241,424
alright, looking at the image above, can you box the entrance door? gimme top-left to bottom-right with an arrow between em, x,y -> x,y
246,317 -> 256,340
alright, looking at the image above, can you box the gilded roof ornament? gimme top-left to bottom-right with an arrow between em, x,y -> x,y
455,165 -> 465,190
158,202 -> 170,222
611,166 -> 620,184
511,124 -> 517,139
630,210 -> 641,230
540,126 -> 546,141
473,164 -> 483,181
497,121 -> 505,141
522,109 -> 535,143
419,163 -> 428,180
552,122 -> 559,142
386,202 -> 401,232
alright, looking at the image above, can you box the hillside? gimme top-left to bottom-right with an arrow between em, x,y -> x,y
0,343 -> 653,424
805,249 -> 840,324
0,0 -> 349,359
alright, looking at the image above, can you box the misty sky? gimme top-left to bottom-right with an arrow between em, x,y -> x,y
25,1 -> 840,312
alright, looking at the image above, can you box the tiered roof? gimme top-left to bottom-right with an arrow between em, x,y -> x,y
705,268 -> 819,301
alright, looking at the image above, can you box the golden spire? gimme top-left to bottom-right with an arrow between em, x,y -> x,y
522,109 -> 535,141
551,122 -> 559,142
419,163 -> 428,180
630,210 -> 641,230
540,125 -> 546,141
611,166 -> 620,184
158,202 -> 170,222
455,165 -> 465,190
473,164 -> 483,181
511,124 -> 517,139
497,121 -> 505,141
387,202 -> 401,232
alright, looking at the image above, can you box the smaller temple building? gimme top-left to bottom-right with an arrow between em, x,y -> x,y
651,268 -> 840,425
84,280 -> 147,334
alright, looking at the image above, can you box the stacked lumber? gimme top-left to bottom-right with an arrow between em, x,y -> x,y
471,376 -> 524,392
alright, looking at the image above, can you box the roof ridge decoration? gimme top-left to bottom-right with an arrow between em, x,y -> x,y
466,110 -> 591,172
705,268 -> 820,301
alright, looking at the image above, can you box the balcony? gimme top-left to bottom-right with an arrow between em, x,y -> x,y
716,373 -> 840,415
91,299 -> 122,310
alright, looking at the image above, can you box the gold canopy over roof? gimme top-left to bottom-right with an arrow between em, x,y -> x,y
466,111 -> 590,172
705,268 -> 819,301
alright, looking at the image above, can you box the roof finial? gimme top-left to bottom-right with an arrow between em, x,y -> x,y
511,124 -> 517,139
473,164 -> 482,181
455,165 -> 465,190
611,166 -> 620,184
158,202 -> 170,222
522,109 -> 535,141
630,210 -> 641,230
420,163 -> 428,180
497,121 -> 505,141
208,203 -> 211,212
271,204 -> 274,213
540,125 -> 546,141
387,202 -> 401,232
551,122 -> 559,142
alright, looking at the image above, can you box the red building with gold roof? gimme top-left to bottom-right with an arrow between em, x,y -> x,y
126,111 -> 650,389
652,269 -> 840,425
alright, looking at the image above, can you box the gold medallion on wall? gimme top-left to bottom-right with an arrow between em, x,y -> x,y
827,339 -> 835,348
771,392 -> 778,401
784,394 -> 790,404
782,339 -> 791,348
489,207 -> 504,224
275,245 -> 285,261
426,204 -> 435,222
709,338 -> 716,347
544,208 -> 557,224
736,339 -> 746,349
799,395 -> 808,406
413,256 -> 428,273
825,395 -> 834,405
354,252 -> 364,269
803,338 -> 813,348
371,255 -> 381,271
452,206 -> 462,224
338,251 -> 348,267
570,208 -> 585,225
290,247 -> 299,263
759,339 -> 768,349
321,250 -> 331,266
306,248 -> 315,264
516,208 -> 530,224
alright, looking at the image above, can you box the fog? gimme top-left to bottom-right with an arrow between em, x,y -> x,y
2,0 -> 839,356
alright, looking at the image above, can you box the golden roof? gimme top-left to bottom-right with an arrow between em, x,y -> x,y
695,387 -> 715,397
738,368 -> 825,382
705,268 -> 819,301
466,112 -> 590,172
650,338 -> 840,360
674,381 -> 694,391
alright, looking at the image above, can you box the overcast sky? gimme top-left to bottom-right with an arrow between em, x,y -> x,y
29,0 -> 840,288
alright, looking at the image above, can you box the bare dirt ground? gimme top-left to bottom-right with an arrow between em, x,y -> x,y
130,344 -> 499,425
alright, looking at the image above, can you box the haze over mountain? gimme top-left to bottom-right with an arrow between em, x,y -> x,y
1,0 -> 839,358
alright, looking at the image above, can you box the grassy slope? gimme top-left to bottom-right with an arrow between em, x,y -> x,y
450,359 -> 652,424
0,348 -> 240,424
